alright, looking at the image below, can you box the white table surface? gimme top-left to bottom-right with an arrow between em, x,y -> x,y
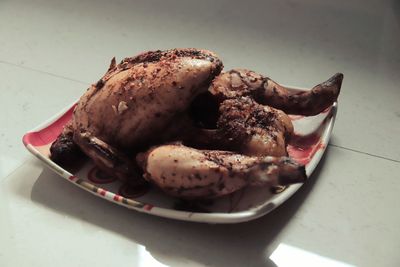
1,0 -> 399,266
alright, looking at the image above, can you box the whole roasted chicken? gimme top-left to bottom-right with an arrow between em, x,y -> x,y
51,48 -> 343,199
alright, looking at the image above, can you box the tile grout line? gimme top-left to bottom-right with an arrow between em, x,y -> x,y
328,144 -> 400,164
0,60 -> 89,85
2,60 -> 399,164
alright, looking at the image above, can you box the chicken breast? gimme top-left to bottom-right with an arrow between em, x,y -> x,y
72,48 -> 223,149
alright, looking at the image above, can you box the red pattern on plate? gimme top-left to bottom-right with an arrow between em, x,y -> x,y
287,132 -> 325,165
98,188 -> 107,196
113,195 -> 122,201
23,104 -> 75,146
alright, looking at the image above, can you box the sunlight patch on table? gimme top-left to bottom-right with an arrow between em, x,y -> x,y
270,243 -> 356,267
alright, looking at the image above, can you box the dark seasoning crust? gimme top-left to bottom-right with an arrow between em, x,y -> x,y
91,48 -> 223,107
218,98 -> 274,146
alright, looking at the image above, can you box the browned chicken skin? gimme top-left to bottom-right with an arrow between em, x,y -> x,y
209,69 -> 343,116
217,97 -> 293,157
50,48 -> 343,199
73,49 -> 222,149
184,97 -> 293,157
138,144 -> 306,199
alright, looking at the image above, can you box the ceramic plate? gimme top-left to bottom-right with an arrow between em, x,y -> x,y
23,91 -> 337,224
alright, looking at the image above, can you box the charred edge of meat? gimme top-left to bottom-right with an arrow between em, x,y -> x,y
278,167 -> 307,184
255,157 -> 307,185
95,79 -> 105,90
321,73 -> 343,89
107,57 -> 117,71
277,161 -> 307,185
50,132 -> 85,166
286,73 -> 343,115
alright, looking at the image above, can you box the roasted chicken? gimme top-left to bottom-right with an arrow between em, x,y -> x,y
50,48 -> 343,199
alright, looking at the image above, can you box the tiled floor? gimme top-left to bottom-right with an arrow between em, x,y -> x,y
1,0 -> 399,266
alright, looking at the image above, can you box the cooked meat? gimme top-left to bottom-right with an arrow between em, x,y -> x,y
49,48 -> 342,200
51,48 -> 223,181
182,97 -> 293,156
49,121 -> 83,164
72,48 -> 223,149
209,69 -> 343,116
217,97 -> 293,156
137,144 -> 306,199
